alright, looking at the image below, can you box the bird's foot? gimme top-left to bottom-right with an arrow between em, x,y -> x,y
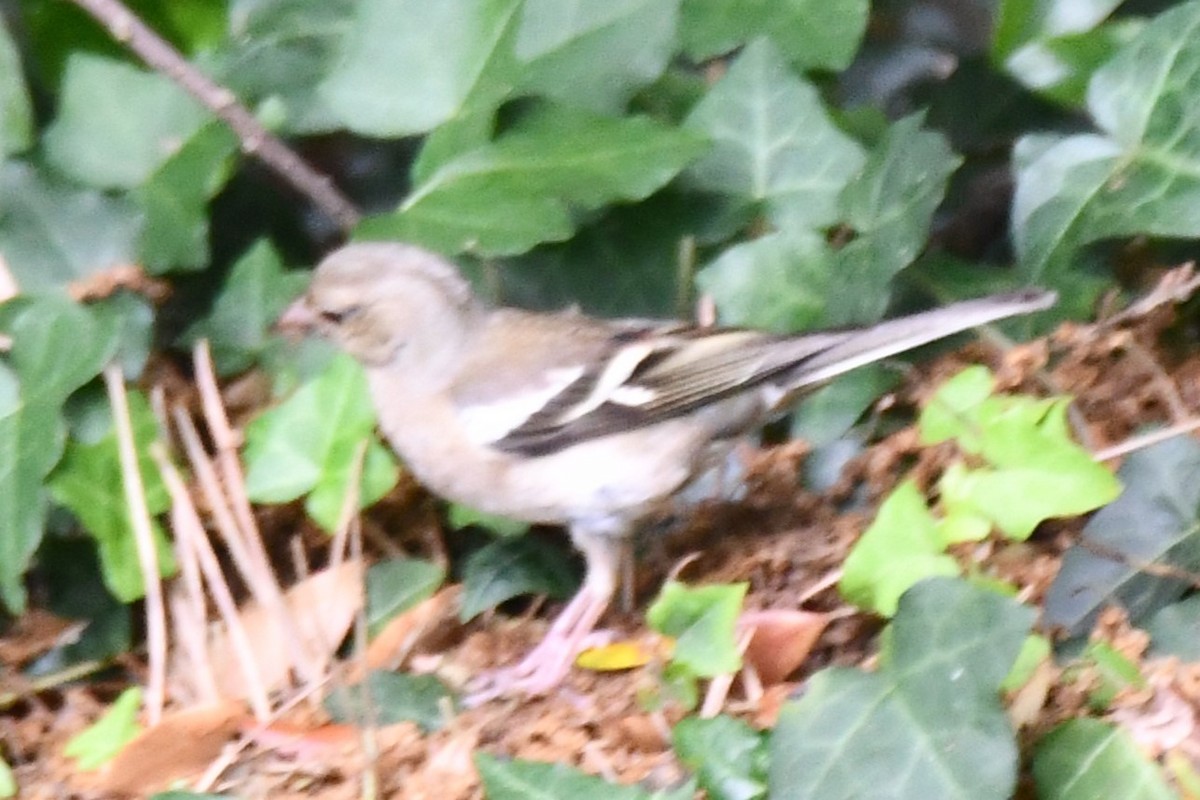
463,587 -> 613,705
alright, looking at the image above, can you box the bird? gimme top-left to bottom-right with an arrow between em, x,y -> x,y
278,241 -> 1056,700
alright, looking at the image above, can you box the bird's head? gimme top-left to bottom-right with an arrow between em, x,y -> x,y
280,242 -> 482,368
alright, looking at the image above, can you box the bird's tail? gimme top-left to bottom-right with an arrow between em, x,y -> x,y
785,288 -> 1057,389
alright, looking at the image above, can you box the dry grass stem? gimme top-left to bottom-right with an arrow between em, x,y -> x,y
104,364 -> 167,725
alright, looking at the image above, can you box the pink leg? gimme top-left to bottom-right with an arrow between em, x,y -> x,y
465,528 -> 622,704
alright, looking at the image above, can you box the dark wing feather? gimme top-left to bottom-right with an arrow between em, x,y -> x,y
492,327 -> 840,456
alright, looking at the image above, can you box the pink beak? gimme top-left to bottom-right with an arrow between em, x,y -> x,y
276,297 -> 319,335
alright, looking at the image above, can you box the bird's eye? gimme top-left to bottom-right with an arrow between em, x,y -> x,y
319,305 -> 360,324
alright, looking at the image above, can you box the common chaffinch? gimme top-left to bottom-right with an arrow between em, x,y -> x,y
280,242 -> 1055,700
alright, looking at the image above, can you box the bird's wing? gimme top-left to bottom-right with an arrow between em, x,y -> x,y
450,310 -> 841,456
451,289 -> 1057,457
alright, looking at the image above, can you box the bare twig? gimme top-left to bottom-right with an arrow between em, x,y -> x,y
104,365 -> 167,725
1093,417 -> 1200,462
67,0 -> 361,232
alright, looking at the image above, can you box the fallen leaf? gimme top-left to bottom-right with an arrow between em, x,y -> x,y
200,560 -> 364,699
93,700 -> 245,795
356,584 -> 462,680
739,609 -> 828,685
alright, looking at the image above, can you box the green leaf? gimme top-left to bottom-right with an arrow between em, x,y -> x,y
515,0 -> 680,112
1046,435 -> 1200,639
673,715 -> 767,800
646,581 -> 746,676
448,504 -> 528,538
43,54 -> 210,189
1081,640 -> 1146,710
47,390 -> 176,602
136,121 -> 238,272
696,232 -> 833,332
502,190 -> 750,319
918,366 -> 1121,540
789,367 -> 898,448
0,161 -> 143,292
1147,595 -> 1200,661
770,579 -> 1034,800
0,296 -> 121,611
182,240 -> 307,375
365,557 -> 446,636
476,752 -> 695,800
243,353 -> 399,532
319,0 -> 522,136
839,480 -> 960,617
992,0 -> 1137,106
1012,2 -> 1200,291
459,536 -> 578,622
1000,634 -> 1051,692
680,0 -> 868,71
684,38 -> 865,231
826,114 -> 962,325
219,0 -> 355,134
324,671 -> 453,732
0,16 -> 33,158
365,103 -> 707,256
998,20 -> 1140,107
64,687 -> 143,770
1033,719 -> 1174,800
0,753 -> 13,799
91,292 -> 156,381
917,365 -> 998,451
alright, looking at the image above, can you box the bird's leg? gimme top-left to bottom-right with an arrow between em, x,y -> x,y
465,525 -> 623,703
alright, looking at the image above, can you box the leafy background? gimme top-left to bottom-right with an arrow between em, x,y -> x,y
6,0 -> 1200,798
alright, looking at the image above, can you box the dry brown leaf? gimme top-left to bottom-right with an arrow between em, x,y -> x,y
355,584 -> 461,680
205,560 -> 364,698
740,609 -> 829,686
92,699 -> 246,795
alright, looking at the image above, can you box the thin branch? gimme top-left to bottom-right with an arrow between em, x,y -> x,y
67,0 -> 362,232
103,365 -> 167,725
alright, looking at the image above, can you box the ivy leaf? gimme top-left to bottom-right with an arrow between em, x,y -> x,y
363,103 -> 706,256
365,558 -> 446,636
219,0 -> 355,134
319,0 -> 522,136
47,390 -> 177,603
696,232 -> 833,332
514,0 -> 680,112
243,353 -> 399,532
1045,435 -> 1200,639
0,296 -> 120,612
684,38 -> 864,231
839,480 -> 960,617
324,671 -> 454,732
0,16 -> 33,158
771,579 -> 1033,800
477,753 -> 695,800
136,121 -> 238,272
0,162 -> 142,292
181,240 -> 308,375
681,0 -> 869,71
647,581 -> 746,676
1012,2 -> 1200,293
1033,719 -> 1174,800
64,687 -> 143,770
43,54 -> 210,189
826,113 -> 962,325
459,536 -> 578,622
673,715 -> 767,800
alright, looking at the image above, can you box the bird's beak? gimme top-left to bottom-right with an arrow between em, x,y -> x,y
276,297 -> 318,336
